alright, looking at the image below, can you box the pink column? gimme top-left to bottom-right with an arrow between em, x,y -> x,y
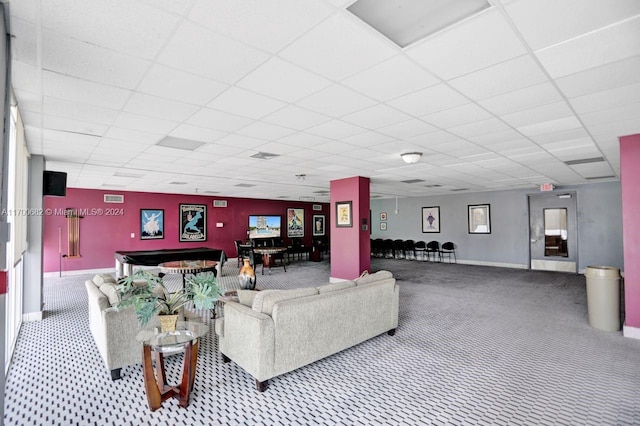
620,134 -> 640,335
330,176 -> 371,280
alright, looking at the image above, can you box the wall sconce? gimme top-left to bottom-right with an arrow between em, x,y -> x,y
401,152 -> 422,164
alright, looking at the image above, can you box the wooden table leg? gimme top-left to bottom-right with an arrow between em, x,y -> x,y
142,345 -> 162,411
179,341 -> 193,408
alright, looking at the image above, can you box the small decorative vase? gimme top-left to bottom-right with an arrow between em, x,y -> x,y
238,258 -> 256,290
159,314 -> 179,333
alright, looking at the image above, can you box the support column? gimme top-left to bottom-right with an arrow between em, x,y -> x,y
620,134 -> 640,338
330,176 -> 370,281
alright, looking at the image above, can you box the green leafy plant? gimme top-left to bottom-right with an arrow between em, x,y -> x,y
117,269 -> 221,326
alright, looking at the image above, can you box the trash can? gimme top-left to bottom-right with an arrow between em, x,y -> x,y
585,266 -> 621,332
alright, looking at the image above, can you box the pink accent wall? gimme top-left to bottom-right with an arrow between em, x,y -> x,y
330,176 -> 370,280
43,188 -> 329,273
620,134 -> 640,328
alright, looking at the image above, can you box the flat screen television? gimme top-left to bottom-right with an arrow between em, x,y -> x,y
248,215 -> 281,239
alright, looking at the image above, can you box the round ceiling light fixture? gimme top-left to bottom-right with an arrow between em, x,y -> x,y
401,152 -> 423,164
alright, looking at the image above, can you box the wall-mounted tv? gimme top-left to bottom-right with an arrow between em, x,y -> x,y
248,215 -> 282,239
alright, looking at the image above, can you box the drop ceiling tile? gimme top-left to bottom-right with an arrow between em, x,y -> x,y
42,128 -> 102,145
407,8 -> 526,80
42,71 -> 131,110
387,84 -> 470,117
535,17 -> 640,78
501,101 -> 574,128
279,12 -> 397,81
186,108 -> 253,132
305,120 -> 367,139
341,55 -> 439,101
277,132 -> 333,147
555,55 -> 640,98
42,115 -> 107,137
421,103 -> 493,129
478,82 -> 564,116
187,0 -> 333,53
157,21 -> 270,84
169,124 -> 227,143
529,127 -> 590,145
137,64 -> 229,106
262,106 -> 331,131
569,162 -> 615,178
569,82 -> 640,114
449,55 -> 548,100
341,104 -> 411,129
468,128 -> 526,145
197,139 -> 251,155
138,0 -> 196,15
517,116 -> 583,138
296,84 -> 377,118
43,30 -> 150,89
207,87 -> 287,120
10,19 -> 37,65
124,92 -> 200,121
505,0 -> 640,50
42,96 -> 119,126
341,131 -> 394,147
43,0 -> 179,59
103,127 -> 163,145
377,119 -> 438,139
236,122 -> 297,141
448,118 -> 512,139
10,63 -> 39,98
97,138 -> 151,154
112,111 -> 179,134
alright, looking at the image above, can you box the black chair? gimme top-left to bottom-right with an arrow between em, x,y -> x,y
383,239 -> 394,258
414,241 -> 427,261
393,239 -> 405,259
440,242 -> 457,263
404,239 -> 416,260
261,249 -> 287,275
238,244 -> 260,268
372,238 -> 384,257
426,241 -> 440,262
234,240 -> 244,267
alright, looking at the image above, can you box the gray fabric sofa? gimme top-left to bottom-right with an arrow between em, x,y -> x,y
214,270 -> 399,391
85,273 -> 199,380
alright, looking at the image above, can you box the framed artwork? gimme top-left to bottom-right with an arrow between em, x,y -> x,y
336,201 -> 352,227
287,208 -> 305,238
140,209 -> 164,240
422,206 -> 440,233
468,204 -> 491,234
180,204 -> 207,242
380,222 -> 387,231
380,212 -> 387,221
313,215 -> 325,236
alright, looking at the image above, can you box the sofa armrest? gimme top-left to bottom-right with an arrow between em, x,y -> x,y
217,302 -> 275,382
101,306 -> 143,370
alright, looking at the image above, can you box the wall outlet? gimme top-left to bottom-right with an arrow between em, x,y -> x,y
130,233 -> 135,238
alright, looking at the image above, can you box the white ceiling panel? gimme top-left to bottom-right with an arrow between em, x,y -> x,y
305,120 -> 367,140
279,12 -> 397,81
262,106 -> 331,131
42,72 -> 131,110
449,55 -> 548,101
237,57 -> 333,103
535,17 -> 640,78
387,84 -> 470,117
236,121 -> 297,141
500,101 -> 574,128
157,21 -> 270,84
422,103 -> 493,129
9,18 -> 37,66
517,116 -> 583,138
124,92 -> 200,122
341,55 -> 439,101
447,118 -> 512,139
376,119 -> 438,140
169,124 -> 227,144
554,55 -> 640,98
478,82 -> 563,116
103,127 -> 163,145
296,84 -> 377,117
277,132 -> 333,148
207,87 -> 286,120
139,0 -> 196,15
569,83 -> 640,114
340,131 -> 394,147
112,112 -> 178,134
407,8 -> 526,80
42,96 -> 119,126
341,104 -> 411,129
186,108 -> 252,132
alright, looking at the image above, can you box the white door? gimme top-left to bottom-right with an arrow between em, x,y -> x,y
529,192 -> 578,273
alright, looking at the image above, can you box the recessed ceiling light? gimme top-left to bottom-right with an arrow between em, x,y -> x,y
251,152 -> 280,160
400,152 -> 423,164
564,157 -> 605,166
425,184 -> 442,188
234,183 -> 256,188
585,175 -> 616,180
450,188 -> 468,192
170,181 -> 188,185
114,172 -> 145,178
157,137 -> 205,151
402,179 -> 425,184
348,0 -> 491,48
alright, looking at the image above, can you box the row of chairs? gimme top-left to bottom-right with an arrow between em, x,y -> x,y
370,239 -> 457,263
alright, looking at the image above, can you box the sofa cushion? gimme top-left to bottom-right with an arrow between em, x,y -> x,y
252,287 -> 318,316
317,280 -> 355,294
237,290 -> 258,307
99,283 -> 120,306
93,273 -> 116,286
355,270 -> 393,286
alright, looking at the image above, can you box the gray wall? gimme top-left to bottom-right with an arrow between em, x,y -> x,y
24,155 -> 45,316
370,181 -> 623,272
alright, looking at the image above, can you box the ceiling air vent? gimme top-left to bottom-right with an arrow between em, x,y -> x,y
313,204 -> 322,211
250,152 -> 280,160
104,194 -> 124,203
213,200 -> 228,208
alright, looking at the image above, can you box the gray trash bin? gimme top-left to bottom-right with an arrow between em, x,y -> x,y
585,266 -> 621,332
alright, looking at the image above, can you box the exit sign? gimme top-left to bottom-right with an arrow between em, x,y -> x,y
540,183 -> 555,192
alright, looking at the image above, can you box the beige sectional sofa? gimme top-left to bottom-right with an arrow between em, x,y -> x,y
215,270 -> 399,391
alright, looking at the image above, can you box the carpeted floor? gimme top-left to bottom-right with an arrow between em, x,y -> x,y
4,258 -> 640,425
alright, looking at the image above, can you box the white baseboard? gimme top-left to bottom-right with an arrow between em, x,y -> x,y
44,267 -> 116,278
329,277 -> 350,283
456,259 -> 528,270
623,324 -> 640,340
23,311 -> 43,322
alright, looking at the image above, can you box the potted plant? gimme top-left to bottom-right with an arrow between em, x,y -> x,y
117,269 -> 221,331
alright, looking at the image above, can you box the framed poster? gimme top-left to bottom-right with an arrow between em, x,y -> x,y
380,222 -> 387,231
380,212 -> 387,221
140,209 -> 164,240
336,201 -> 352,227
422,206 -> 440,233
287,208 -> 304,238
313,215 -> 325,236
468,204 -> 491,234
180,204 -> 207,242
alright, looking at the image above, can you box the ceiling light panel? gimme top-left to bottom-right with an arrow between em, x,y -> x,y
348,0 -> 490,49
157,137 -> 206,151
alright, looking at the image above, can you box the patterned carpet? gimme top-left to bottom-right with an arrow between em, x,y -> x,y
4,258 -> 640,425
